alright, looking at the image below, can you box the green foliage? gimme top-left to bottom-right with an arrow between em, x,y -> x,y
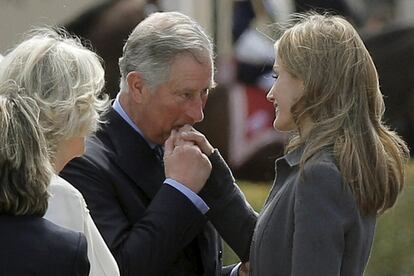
223,181 -> 271,265
223,162 -> 414,275
364,160 -> 414,275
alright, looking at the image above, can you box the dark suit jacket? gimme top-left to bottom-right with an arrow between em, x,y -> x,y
0,215 -> 89,276
61,108 -> 257,276
250,147 -> 376,276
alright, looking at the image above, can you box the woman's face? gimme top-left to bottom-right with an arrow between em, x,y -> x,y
266,51 -> 305,132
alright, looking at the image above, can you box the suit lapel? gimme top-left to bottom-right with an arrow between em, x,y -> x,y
103,108 -> 165,201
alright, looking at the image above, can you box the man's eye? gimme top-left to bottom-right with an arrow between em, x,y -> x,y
182,93 -> 192,99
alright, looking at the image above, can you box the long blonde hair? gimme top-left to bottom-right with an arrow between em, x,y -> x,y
278,13 -> 409,215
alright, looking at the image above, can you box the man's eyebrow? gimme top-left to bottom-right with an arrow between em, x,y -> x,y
174,88 -> 207,94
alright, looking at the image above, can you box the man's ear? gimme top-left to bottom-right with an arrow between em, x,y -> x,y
126,71 -> 145,103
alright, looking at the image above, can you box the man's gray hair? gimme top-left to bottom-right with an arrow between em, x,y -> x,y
0,27 -> 109,162
119,11 -> 214,91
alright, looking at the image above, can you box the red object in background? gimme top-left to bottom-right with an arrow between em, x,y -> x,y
228,84 -> 287,168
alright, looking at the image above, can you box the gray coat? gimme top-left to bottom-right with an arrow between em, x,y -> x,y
250,147 -> 376,276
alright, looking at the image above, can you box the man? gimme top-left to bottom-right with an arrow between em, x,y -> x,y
62,11 -> 256,276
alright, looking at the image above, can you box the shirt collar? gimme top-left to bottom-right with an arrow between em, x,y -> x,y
112,93 -> 157,149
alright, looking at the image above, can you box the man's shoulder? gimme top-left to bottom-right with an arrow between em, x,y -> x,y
59,132 -> 115,187
85,131 -> 114,159
84,109 -> 148,161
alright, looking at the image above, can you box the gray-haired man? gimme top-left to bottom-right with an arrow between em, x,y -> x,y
62,11 -> 256,276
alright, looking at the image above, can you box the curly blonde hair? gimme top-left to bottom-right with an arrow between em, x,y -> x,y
0,27 -> 109,164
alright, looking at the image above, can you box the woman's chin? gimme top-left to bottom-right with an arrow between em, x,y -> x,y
274,121 -> 295,133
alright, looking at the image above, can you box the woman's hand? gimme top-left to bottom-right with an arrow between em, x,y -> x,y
175,125 -> 214,156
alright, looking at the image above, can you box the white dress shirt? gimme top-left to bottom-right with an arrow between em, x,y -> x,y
44,174 -> 120,276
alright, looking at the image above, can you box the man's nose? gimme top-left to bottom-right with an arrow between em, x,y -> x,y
186,96 -> 205,123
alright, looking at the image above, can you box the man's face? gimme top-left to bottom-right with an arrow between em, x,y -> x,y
139,53 -> 212,145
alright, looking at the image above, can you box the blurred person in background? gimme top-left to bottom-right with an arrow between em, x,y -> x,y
220,0 -> 359,180
0,28 -> 119,276
0,82 -> 90,275
64,0 -> 160,99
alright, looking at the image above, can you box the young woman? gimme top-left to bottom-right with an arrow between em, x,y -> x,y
251,13 -> 409,275
166,13 -> 409,276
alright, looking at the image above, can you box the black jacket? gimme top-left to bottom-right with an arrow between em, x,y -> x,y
0,215 -> 89,276
61,108 -> 257,276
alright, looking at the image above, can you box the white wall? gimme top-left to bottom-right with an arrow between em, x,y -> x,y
396,0 -> 414,25
0,0 -> 104,53
160,0 -> 214,35
160,0 -> 234,57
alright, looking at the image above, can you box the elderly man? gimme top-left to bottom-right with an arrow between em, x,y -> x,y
62,11 -> 256,276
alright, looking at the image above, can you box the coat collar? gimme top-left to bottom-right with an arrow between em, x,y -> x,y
279,144 -> 305,167
280,143 -> 335,168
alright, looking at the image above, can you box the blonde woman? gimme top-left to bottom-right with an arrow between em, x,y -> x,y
168,13 -> 409,276
0,29 -> 119,276
0,82 -> 89,275
250,13 -> 408,275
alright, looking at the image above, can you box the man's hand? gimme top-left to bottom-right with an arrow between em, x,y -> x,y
164,132 -> 212,193
176,125 -> 214,156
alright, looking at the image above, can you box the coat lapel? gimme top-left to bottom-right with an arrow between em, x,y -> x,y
103,108 -> 165,201
102,109 -> 217,274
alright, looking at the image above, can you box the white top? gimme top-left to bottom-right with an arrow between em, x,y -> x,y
44,175 -> 120,276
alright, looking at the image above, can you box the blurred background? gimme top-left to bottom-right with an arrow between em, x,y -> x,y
1,0 -> 413,274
